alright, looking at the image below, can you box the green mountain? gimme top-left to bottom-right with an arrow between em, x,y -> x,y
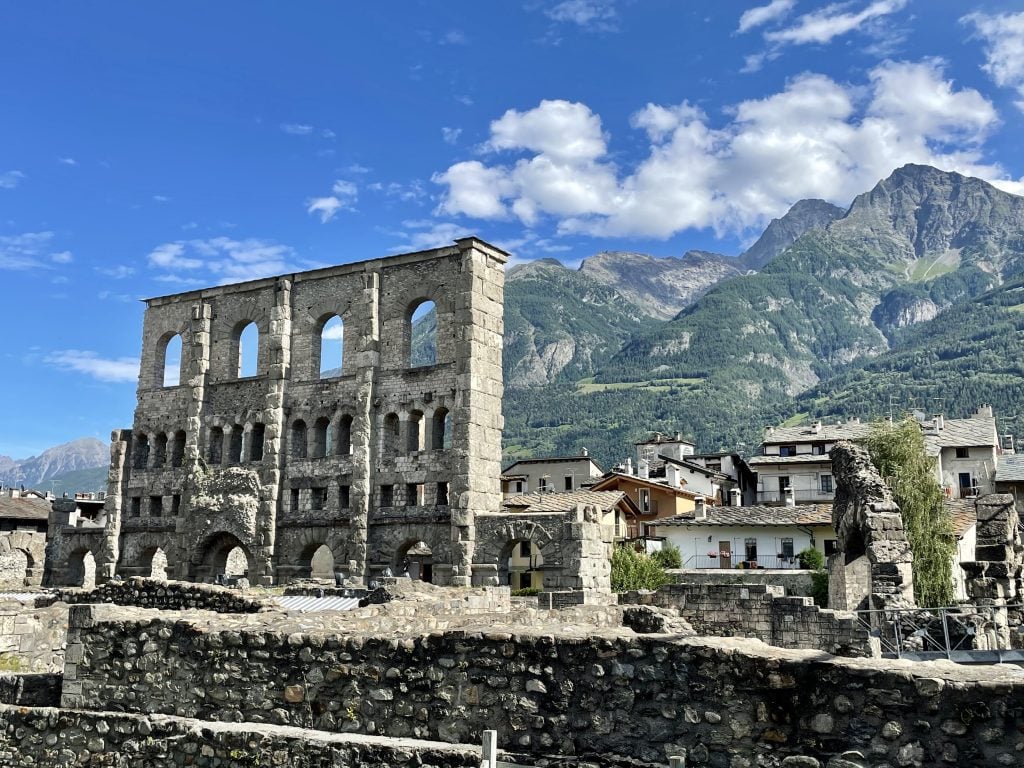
739,199 -> 845,270
502,165 -> 1024,468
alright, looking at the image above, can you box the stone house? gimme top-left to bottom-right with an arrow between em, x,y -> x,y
651,500 -> 835,570
500,453 -> 604,496
0,488 -> 49,588
46,238 -> 508,588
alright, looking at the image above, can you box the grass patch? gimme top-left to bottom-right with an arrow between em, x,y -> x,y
909,254 -> 958,282
1007,303 -> 1024,313
575,377 -> 702,395
779,412 -> 808,427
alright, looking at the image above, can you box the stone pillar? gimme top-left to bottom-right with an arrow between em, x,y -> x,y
255,278 -> 292,586
95,429 -> 130,583
349,269 -> 381,583
962,494 -> 1022,648
450,239 -> 507,587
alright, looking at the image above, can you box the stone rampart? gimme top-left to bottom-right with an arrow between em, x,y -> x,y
53,577 -> 270,613
619,583 -> 873,657
0,705 -> 481,768
60,604 -> 1024,765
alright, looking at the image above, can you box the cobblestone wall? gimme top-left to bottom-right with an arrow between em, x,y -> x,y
619,583 -> 873,657
0,705 -> 481,768
0,603 -> 67,672
53,577 -> 270,613
60,605 -> 1024,766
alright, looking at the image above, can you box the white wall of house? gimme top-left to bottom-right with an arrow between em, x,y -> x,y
952,523 -> 977,602
503,458 -> 603,495
654,524 -> 827,569
937,447 -> 997,498
753,462 -> 835,504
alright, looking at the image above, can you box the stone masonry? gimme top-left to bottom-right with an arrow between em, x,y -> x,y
47,238 -> 507,587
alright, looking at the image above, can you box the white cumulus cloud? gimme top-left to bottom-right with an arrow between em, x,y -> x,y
545,0 -> 617,31
766,0 -> 907,45
307,180 -> 358,223
0,170 -> 25,189
147,237 -> 300,284
963,11 -> 1024,112
433,60 -> 1020,240
738,0 -> 796,34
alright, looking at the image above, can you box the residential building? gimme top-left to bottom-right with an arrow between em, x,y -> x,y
995,454 -> 1024,513
651,498 -> 835,570
922,406 -> 999,498
590,472 -> 703,538
500,453 -> 604,496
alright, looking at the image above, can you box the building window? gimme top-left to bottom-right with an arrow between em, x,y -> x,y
171,494 -> 181,516
744,538 -> 758,562
780,538 -> 794,559
824,539 -> 838,557
208,427 -> 224,465
152,434 -> 167,469
431,408 -> 451,450
228,425 -> 243,464
778,476 -> 791,491
519,541 -> 530,558
312,417 -> 330,458
291,420 -> 308,459
311,487 -> 327,511
133,435 -> 150,470
158,333 -> 183,387
380,485 -> 393,508
382,413 -> 400,458
407,483 -> 424,507
820,474 -> 833,494
339,484 -> 350,510
318,315 -> 344,379
564,475 -> 574,491
812,444 -> 825,455
955,447 -> 969,459
291,488 -> 300,513
150,496 -> 163,517
171,431 -> 186,468
337,415 -> 353,456
436,482 -> 449,507
514,481 -> 524,494
639,489 -> 651,514
250,423 -> 265,462
407,411 -> 424,452
130,497 -> 141,517
779,445 -> 797,457
236,321 -> 259,378
409,299 -> 437,368
538,477 -> 550,492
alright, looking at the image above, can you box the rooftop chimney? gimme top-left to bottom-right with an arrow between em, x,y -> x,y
813,420 -> 822,434
624,457 -> 633,476
674,432 -> 682,441
783,486 -> 795,507
977,404 -> 993,419
694,496 -> 706,520
638,458 -> 649,480
933,414 -> 945,431
666,464 -> 681,488
581,447 -> 589,457
729,487 -> 742,506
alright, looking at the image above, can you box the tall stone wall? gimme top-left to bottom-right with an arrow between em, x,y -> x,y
962,493 -> 1024,645
0,603 -> 67,672
0,530 -> 45,588
61,605 -> 1024,766
46,238 -> 508,588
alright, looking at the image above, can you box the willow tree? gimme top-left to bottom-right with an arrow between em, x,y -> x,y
865,418 -> 956,607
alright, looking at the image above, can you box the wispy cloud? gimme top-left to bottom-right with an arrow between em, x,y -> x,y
96,265 -> 135,279
737,0 -> 795,34
153,194 -> 171,203
0,232 -> 60,270
307,180 -> 358,222
442,127 -> 462,145
0,170 -> 25,189
347,163 -> 372,174
367,180 -> 427,203
440,29 -> 468,44
321,128 -> 336,139
50,251 -> 73,264
147,236 -> 301,284
280,123 -> 314,135
545,0 -> 618,32
58,157 -> 78,166
44,350 -> 140,383
963,11 -> 1024,112
765,0 -> 907,46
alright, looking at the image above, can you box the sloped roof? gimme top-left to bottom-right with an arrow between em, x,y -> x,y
764,421 -> 871,444
502,456 -> 603,473
590,472 -> 701,498
922,416 -> 997,453
0,494 -> 50,521
501,489 -> 634,515
747,454 -> 833,466
996,455 -> 1024,483
661,455 -> 729,480
943,499 -> 977,537
654,503 -> 833,528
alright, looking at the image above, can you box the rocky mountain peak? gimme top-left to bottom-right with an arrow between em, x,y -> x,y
740,198 -> 846,270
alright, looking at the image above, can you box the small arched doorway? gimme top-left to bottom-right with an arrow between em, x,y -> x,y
193,533 -> 253,584
67,549 -> 97,588
149,547 -> 169,581
396,540 -> 434,583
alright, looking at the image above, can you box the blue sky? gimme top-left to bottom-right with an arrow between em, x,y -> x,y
2,0 -> 1024,458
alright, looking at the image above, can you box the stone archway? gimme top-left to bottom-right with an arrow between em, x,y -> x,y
67,549 -> 97,588
191,532 -> 253,584
395,539 -> 434,583
499,538 -> 545,590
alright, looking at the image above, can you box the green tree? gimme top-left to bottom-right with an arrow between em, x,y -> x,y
610,545 -> 670,592
651,541 -> 682,569
797,547 -> 825,570
865,418 -> 956,608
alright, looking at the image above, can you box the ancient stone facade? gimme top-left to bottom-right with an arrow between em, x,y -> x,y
962,493 -> 1024,645
828,442 -> 914,612
49,239 -> 507,586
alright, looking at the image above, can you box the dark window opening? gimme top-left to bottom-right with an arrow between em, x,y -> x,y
781,538 -> 794,559
744,538 -> 757,562
228,425 -> 243,464
311,487 -> 327,511
291,420 -> 307,460
171,494 -> 181,516
250,423 -> 265,462
779,445 -> 797,457
208,427 -> 224,465
153,434 -> 167,468
955,447 -> 969,459
130,497 -> 141,518
291,488 -> 301,513
436,481 -> 449,507
150,496 -> 163,518
380,485 -> 393,508
171,431 -> 186,468
339,485 -> 351,509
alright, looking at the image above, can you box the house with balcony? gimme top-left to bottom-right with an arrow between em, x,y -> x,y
500,452 -> 604,497
589,469 -> 704,538
921,406 -> 1000,499
650,497 -> 836,570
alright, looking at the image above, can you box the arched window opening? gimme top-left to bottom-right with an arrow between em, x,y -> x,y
208,427 -> 224,465
396,540 -> 433,583
505,539 -> 544,590
291,420 -> 308,459
225,547 -> 248,578
337,415 -> 353,456
153,434 -> 168,469
409,300 -> 437,368
237,322 -> 259,378
407,410 -> 424,452
171,430 -> 186,468
382,413 -> 400,458
313,417 -> 330,459
250,423 -> 265,462
432,408 -> 452,451
133,434 -> 150,470
161,334 -> 183,387
228,425 -> 243,464
310,544 -> 334,580
150,548 -> 169,581
319,315 -> 344,378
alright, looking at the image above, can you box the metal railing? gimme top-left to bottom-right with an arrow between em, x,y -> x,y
684,554 -> 803,570
757,488 -> 834,503
855,603 -> 1024,661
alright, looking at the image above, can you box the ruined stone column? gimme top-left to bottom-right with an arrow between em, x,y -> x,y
348,269 -> 381,583
962,493 -> 1022,648
95,429 -> 130,583
450,239 -> 507,587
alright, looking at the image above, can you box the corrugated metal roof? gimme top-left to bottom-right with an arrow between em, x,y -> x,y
654,504 -> 833,528
0,495 -> 49,521
996,455 -> 1024,483
273,595 -> 362,612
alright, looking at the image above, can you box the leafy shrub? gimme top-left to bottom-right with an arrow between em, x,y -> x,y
797,547 -> 825,570
611,545 -> 670,592
810,570 -> 829,607
650,541 -> 682,569
511,587 -> 540,597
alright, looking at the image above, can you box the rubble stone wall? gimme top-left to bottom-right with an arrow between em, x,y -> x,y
0,603 -> 67,672
60,605 -> 1024,765
0,530 -> 46,588
0,705 -> 481,768
668,568 -> 815,597
52,577 -> 270,613
618,583 -> 873,656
